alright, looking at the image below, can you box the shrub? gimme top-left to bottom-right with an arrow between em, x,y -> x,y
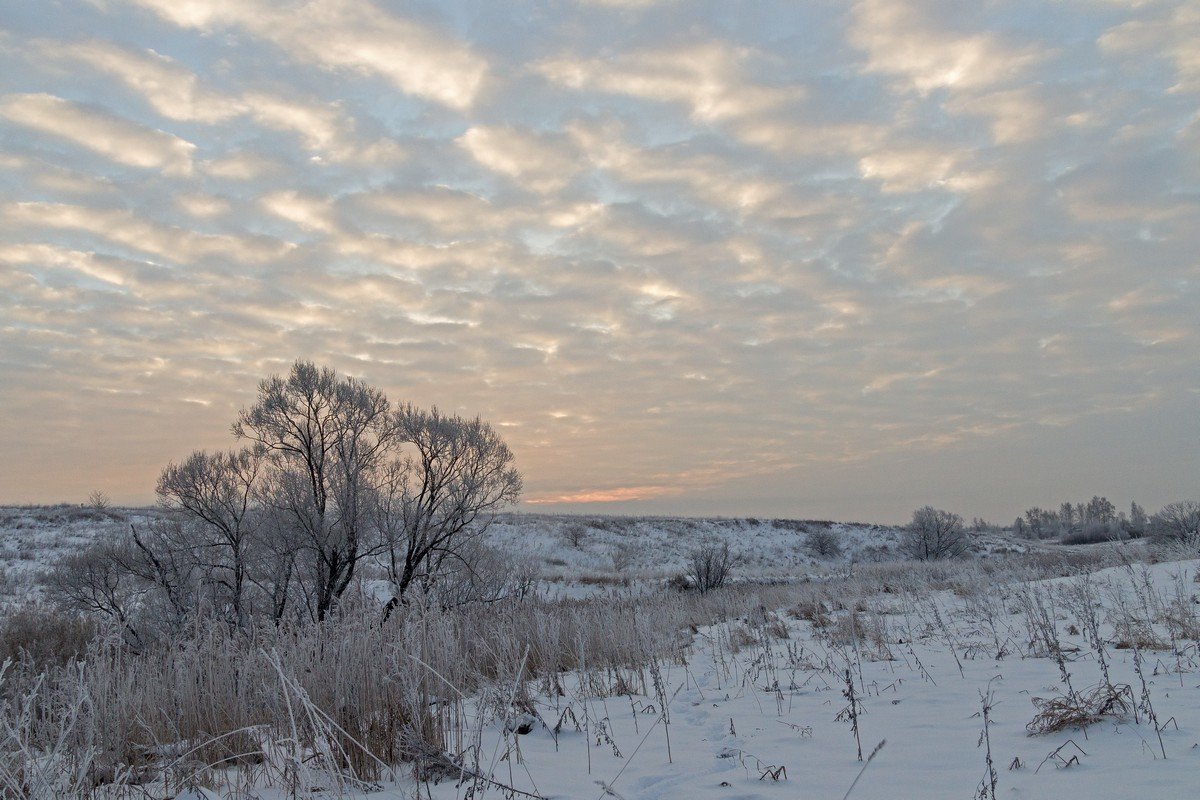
1060,522 -> 1122,546
804,528 -> 842,558
686,542 -> 734,594
561,521 -> 588,548
1149,501 -> 1200,549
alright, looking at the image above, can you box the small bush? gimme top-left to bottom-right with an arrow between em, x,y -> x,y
789,598 -> 831,627
1060,522 -> 1122,546
804,528 -> 842,558
610,543 -> 636,574
1026,683 -> 1132,734
1149,501 -> 1200,549
561,521 -> 588,548
686,542 -> 734,594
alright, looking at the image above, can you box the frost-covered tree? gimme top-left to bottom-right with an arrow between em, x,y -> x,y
1059,502 -> 1076,530
156,448 -> 264,626
901,506 -> 970,560
377,404 -> 522,604
562,521 -> 588,548
1084,496 -> 1117,525
1128,501 -> 1148,536
45,537 -> 141,630
1023,507 -> 1060,539
233,362 -> 395,620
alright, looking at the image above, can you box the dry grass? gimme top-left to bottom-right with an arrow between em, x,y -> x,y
0,581 -> 805,794
0,606 -> 95,667
1026,683 -> 1133,735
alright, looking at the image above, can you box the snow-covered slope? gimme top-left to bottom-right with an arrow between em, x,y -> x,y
0,505 -> 153,606
0,506 -> 1044,604
487,513 -> 903,583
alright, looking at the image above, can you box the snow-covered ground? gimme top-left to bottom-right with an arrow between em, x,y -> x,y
113,555 -> 1194,800
6,505 -> 1194,799
407,558 -> 1200,800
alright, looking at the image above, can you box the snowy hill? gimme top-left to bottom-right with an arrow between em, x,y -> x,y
0,505 -> 1047,605
0,505 -> 155,607
487,513 -> 903,584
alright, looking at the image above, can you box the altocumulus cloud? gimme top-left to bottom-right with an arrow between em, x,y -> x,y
0,0 -> 1196,521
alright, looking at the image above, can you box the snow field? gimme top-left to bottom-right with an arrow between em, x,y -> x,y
415,559 -> 1200,800
2,506 -> 1194,799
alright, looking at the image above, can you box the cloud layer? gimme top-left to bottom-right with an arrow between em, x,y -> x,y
1,0 -> 1197,521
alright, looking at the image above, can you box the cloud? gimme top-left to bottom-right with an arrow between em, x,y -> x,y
526,485 -> 675,504
260,190 -> 337,234
536,40 -> 805,140
458,126 -> 583,194
944,88 -> 1052,145
567,118 -> 791,213
0,242 -> 129,287
44,39 -> 242,123
37,40 -> 404,164
858,146 -> 972,193
1,202 -> 291,264
202,152 -> 281,181
1100,2 -> 1200,93
0,93 -> 195,175
849,0 -> 1046,94
176,192 -> 231,218
128,0 -> 489,109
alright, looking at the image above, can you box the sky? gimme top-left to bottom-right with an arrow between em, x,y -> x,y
0,0 -> 1197,524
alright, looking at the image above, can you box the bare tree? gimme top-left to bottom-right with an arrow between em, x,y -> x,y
233,361 -> 393,621
1023,507 -> 1059,539
156,448 -> 264,626
246,508 -> 301,622
379,405 -> 522,604
562,521 -> 588,548
804,528 -> 842,558
901,506 -> 970,560
687,542 -> 734,594
1059,502 -> 1076,531
123,519 -> 203,629
45,538 -> 141,629
1149,500 -> 1200,548
46,361 -> 523,627
417,542 -> 540,608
